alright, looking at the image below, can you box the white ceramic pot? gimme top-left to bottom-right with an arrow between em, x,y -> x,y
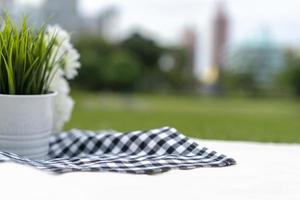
0,92 -> 56,160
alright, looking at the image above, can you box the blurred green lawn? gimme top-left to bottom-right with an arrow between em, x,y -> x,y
66,90 -> 300,143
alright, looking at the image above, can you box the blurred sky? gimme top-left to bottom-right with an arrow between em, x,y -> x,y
18,0 -> 300,46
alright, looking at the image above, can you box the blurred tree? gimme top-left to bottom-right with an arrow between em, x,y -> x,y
223,70 -> 261,96
163,48 -> 198,91
120,33 -> 197,91
72,33 -> 194,92
121,33 -> 163,69
277,51 -> 300,97
120,33 -> 165,90
74,35 -> 142,91
102,52 -> 141,90
73,35 -> 113,89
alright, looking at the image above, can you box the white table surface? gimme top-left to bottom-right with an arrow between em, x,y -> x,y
0,139 -> 299,200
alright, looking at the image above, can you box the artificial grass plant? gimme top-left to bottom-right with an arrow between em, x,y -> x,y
0,14 -> 58,95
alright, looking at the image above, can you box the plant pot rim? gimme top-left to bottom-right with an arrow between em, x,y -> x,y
0,91 -> 57,98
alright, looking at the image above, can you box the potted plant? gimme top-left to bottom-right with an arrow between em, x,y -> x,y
0,14 -> 80,160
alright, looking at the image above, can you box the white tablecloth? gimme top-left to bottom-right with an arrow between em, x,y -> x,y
0,139 -> 299,200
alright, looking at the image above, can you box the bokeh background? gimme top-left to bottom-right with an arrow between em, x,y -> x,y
1,0 -> 300,143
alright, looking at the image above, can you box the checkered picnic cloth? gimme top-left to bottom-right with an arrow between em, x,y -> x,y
0,127 -> 236,174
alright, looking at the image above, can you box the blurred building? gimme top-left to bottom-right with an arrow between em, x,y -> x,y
212,4 -> 228,71
0,0 -> 118,39
0,0 -> 9,7
83,6 -> 119,39
0,0 -> 13,8
42,0 -> 82,32
225,29 -> 284,87
182,27 -> 198,79
42,0 -> 119,38
201,2 -> 229,89
0,0 -> 18,17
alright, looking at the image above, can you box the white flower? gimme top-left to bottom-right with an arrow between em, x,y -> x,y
45,25 -> 81,131
53,93 -> 74,132
46,25 -> 71,47
63,46 -> 81,79
49,73 -> 73,132
49,70 -> 70,94
46,25 -> 81,80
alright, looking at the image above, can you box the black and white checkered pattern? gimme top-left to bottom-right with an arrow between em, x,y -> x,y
0,127 -> 236,174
